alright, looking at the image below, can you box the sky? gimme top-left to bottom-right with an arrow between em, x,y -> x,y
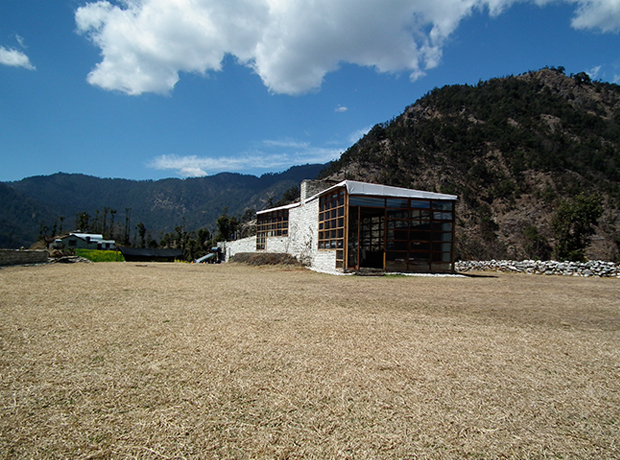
1,0 -> 619,182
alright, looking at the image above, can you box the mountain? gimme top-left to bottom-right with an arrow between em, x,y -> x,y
320,68 -> 620,261
0,182 -> 56,248
1,164 -> 325,248
4,68 -> 619,261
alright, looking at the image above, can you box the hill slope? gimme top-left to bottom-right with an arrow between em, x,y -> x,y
1,164 -> 324,248
321,68 -> 620,261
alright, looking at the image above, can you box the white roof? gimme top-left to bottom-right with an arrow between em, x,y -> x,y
69,233 -> 104,241
256,201 -> 301,215
258,180 -> 457,215
337,180 -> 458,201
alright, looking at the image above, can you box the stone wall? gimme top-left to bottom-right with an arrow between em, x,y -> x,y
0,249 -> 48,267
219,236 -> 257,261
219,196 -> 343,274
456,260 -> 619,277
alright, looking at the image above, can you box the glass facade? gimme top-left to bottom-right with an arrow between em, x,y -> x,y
318,188 -> 346,268
256,209 -> 289,250
319,188 -> 456,273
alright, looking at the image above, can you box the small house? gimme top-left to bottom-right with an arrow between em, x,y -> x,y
58,233 -> 116,250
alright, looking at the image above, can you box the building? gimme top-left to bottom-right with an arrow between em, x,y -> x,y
56,233 -> 116,250
119,247 -> 183,262
220,180 -> 458,274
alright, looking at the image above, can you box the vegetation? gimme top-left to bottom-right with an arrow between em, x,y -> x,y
552,194 -> 603,261
321,67 -> 620,261
74,248 -> 125,262
2,263 -> 619,458
1,164 -> 324,249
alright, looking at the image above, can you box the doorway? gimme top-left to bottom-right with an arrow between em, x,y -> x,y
348,206 -> 385,270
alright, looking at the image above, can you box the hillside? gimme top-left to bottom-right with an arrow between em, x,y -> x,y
1,164 -> 324,248
321,68 -> 620,261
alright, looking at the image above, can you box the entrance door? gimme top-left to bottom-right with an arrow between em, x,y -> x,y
348,206 -> 385,270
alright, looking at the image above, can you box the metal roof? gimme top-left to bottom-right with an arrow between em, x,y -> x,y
257,180 -> 458,215
326,180 -> 458,201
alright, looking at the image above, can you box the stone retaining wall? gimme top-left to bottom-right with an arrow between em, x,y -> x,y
456,260 -> 619,277
0,249 -> 49,267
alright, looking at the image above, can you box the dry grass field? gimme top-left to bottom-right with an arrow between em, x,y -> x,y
1,262 -> 619,459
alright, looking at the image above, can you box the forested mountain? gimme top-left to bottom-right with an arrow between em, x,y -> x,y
1,164 -> 324,248
321,68 -> 620,261
3,68 -> 619,261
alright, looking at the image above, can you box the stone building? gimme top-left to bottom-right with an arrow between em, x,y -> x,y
220,180 -> 458,274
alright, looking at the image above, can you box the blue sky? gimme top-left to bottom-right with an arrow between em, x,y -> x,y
1,0 -> 619,182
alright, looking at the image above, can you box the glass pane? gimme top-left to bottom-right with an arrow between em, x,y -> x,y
387,240 -> 408,251
433,212 -> 453,220
433,242 -> 452,252
432,232 -> 452,242
432,222 -> 453,232
386,251 -> 407,262
387,209 -> 409,219
410,200 -> 431,208
411,231 -> 431,241
432,252 -> 452,262
411,210 -> 430,219
433,201 -> 453,211
387,198 -> 409,208
349,196 -> 385,207
410,241 -> 430,251
410,221 -> 431,230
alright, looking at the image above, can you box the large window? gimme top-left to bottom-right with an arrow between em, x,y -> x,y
318,187 -> 346,268
256,209 -> 289,250
385,199 -> 454,273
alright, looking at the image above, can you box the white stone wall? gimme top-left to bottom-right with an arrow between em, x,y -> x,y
219,236 -> 256,261
288,197 -> 340,274
264,236 -> 289,253
220,196 -> 341,274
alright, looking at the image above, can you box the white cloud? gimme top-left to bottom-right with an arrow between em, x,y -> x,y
349,126 -> 373,143
0,46 -> 35,70
76,0 -> 620,96
335,105 -> 348,113
148,140 -> 342,177
588,65 -> 602,79
570,0 -> 620,32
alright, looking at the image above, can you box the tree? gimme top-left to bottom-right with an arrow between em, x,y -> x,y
552,194 -> 602,261
136,222 -> 147,248
215,208 -> 239,242
76,211 -> 90,232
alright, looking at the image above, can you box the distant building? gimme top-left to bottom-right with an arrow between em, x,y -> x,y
119,247 -> 183,262
220,180 -> 457,274
57,233 -> 116,250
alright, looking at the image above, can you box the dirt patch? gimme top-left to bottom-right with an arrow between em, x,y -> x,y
1,263 -> 619,458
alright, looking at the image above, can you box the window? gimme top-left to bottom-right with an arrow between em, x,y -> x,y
256,209 -> 289,250
384,198 -> 455,272
318,188 -> 346,267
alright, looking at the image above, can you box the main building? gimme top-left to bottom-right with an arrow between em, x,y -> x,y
220,180 -> 458,274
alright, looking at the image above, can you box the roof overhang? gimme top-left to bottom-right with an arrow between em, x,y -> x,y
313,180 -> 458,202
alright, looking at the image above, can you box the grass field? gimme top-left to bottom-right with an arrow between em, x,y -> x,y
74,249 -> 125,262
1,262 -> 619,459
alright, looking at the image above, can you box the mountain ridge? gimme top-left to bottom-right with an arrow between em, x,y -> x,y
320,68 -> 620,261
1,164 -> 325,248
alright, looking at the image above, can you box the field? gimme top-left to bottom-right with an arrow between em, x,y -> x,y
1,262 -> 619,459
74,249 -> 125,262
